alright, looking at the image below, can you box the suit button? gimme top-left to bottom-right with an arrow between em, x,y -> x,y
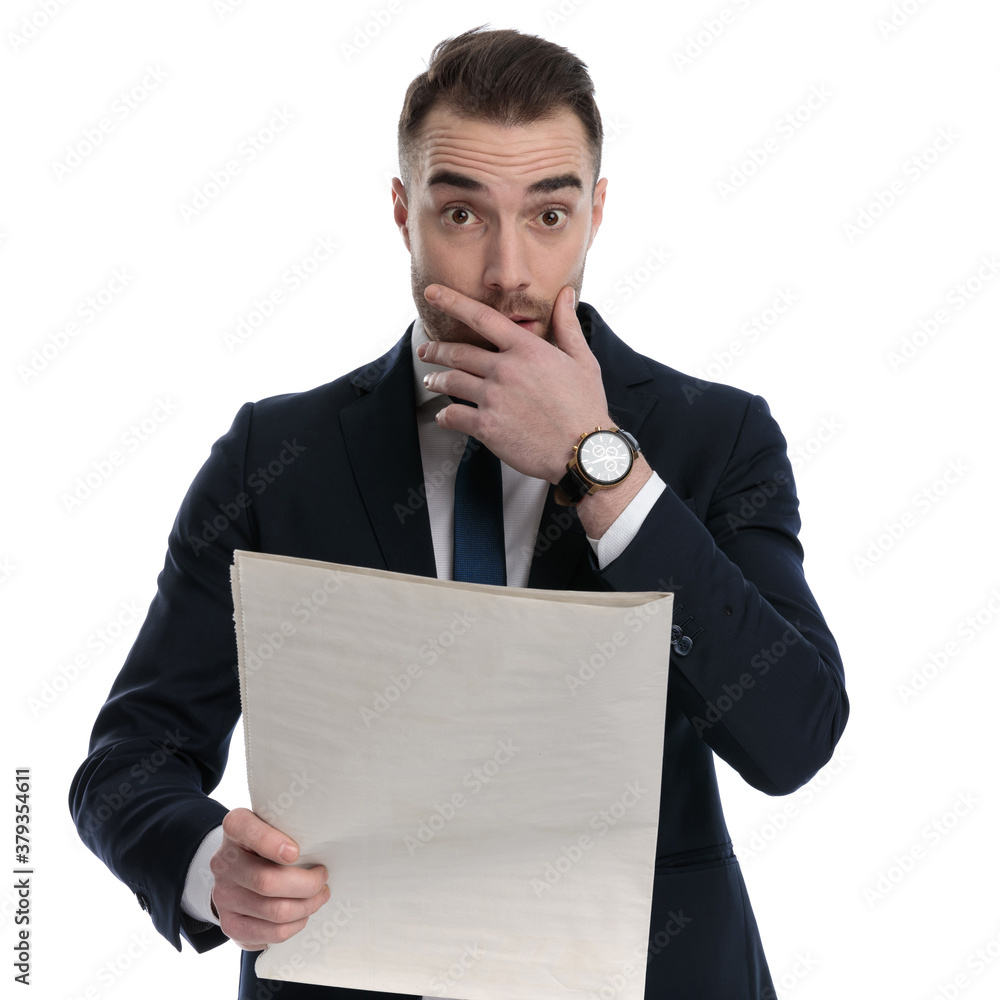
136,892 -> 150,912
674,635 -> 693,656
671,625 -> 682,643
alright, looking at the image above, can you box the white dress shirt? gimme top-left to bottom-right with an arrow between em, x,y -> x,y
180,316 -> 667,934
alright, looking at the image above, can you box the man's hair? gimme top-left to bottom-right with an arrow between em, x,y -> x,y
398,25 -> 603,191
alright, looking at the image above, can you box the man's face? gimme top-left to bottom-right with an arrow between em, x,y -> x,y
391,104 -> 607,348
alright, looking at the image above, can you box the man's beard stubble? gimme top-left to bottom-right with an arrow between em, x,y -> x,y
410,258 -> 585,349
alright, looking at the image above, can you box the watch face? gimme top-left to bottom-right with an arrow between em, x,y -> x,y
579,431 -> 632,485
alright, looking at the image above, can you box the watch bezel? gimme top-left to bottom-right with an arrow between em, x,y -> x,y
576,429 -> 635,488
554,426 -> 640,505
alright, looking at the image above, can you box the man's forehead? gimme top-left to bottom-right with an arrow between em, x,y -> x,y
413,105 -> 592,193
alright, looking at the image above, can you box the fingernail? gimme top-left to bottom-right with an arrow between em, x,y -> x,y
425,285 -> 441,301
278,843 -> 296,862
422,373 -> 431,385
417,343 -> 427,358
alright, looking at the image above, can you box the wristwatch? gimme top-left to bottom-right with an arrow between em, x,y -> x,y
554,427 -> 640,506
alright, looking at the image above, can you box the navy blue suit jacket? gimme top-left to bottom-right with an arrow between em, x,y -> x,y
70,303 -> 848,999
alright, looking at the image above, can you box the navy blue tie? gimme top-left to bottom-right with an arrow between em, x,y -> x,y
451,400 -> 506,585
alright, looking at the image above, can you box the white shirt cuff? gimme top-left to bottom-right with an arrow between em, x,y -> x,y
587,471 -> 667,570
181,824 -> 225,925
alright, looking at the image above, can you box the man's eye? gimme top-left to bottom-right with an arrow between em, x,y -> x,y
445,207 -> 476,225
538,209 -> 568,227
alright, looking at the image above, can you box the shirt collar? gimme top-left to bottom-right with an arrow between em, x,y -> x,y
410,316 -> 454,407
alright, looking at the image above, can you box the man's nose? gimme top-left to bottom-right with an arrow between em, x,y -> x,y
482,220 -> 531,293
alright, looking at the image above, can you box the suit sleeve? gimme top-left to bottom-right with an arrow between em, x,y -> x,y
598,394 -> 848,796
68,402 -> 259,953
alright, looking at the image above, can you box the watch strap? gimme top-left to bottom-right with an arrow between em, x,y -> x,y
555,465 -> 592,506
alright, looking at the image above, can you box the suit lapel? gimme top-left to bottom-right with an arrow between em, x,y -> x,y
340,325 -> 438,578
581,301 -> 659,436
526,484 -> 589,590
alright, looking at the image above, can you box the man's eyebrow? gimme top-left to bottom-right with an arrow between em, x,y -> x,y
427,170 -> 486,192
526,173 -> 583,195
426,170 -> 584,195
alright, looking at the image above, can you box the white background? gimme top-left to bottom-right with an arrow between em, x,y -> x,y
2,0 -> 999,997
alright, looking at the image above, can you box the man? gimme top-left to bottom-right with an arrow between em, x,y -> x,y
70,26 -> 848,1000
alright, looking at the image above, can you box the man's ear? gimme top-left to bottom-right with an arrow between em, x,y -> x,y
587,176 -> 608,250
390,177 -> 411,252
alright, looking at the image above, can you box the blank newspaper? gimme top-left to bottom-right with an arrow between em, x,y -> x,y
232,549 -> 673,1000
